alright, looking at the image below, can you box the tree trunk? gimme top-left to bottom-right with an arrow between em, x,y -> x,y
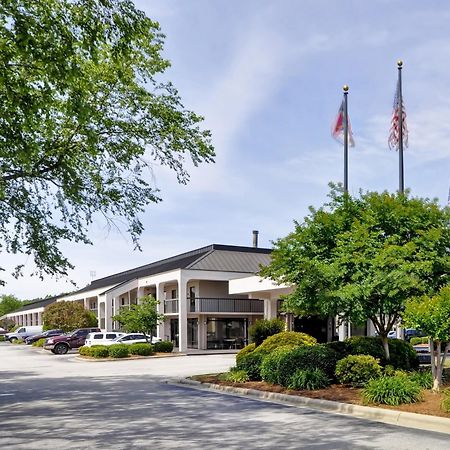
432,340 -> 443,392
380,335 -> 390,361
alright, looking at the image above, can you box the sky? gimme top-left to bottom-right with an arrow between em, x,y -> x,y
2,0 -> 450,300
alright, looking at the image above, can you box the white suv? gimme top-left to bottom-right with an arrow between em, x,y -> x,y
84,331 -> 125,347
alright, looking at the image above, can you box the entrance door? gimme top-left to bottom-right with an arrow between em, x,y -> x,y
187,318 -> 198,348
170,319 -> 179,348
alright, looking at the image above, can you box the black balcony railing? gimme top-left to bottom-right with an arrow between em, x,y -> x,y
164,299 -> 179,314
190,298 -> 264,313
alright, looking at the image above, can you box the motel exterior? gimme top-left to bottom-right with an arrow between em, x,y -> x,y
3,243 -> 377,350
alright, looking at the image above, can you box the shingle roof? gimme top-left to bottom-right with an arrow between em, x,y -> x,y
74,244 -> 271,296
7,295 -> 59,314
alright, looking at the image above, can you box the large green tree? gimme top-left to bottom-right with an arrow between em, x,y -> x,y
112,295 -> 164,342
403,286 -> 450,391
0,294 -> 23,316
42,300 -> 98,332
0,0 -> 214,284
261,186 -> 450,360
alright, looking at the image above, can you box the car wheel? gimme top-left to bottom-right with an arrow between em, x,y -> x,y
9,337 -> 17,343
54,343 -> 69,355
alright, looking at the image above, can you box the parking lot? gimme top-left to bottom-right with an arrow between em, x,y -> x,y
1,342 -> 450,449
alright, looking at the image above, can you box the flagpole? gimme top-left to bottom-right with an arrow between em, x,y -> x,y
343,85 -> 349,193
397,60 -> 404,194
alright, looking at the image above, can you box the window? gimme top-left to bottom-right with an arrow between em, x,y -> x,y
93,334 -> 103,340
17,328 -> 25,333
106,334 -> 116,339
171,289 -> 177,299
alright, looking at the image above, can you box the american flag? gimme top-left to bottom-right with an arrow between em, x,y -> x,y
388,79 -> 408,150
332,99 -> 355,147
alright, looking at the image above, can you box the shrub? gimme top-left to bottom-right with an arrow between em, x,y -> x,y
79,346 -> 92,356
387,338 -> 419,370
260,345 -> 297,384
288,368 -> 331,390
276,344 -> 340,387
0,335 -> 5,342
409,369 -> 433,389
32,338 -> 46,347
441,389 -> 450,413
363,376 -> 423,405
345,336 -> 418,370
254,331 -> 316,357
335,355 -> 382,387
129,343 -> 153,356
219,370 -> 250,383
11,338 -> 24,344
325,340 -> 349,359
90,345 -> 110,358
153,340 -> 173,353
236,351 -> 264,380
410,337 -> 429,345
236,343 -> 256,365
108,344 -> 129,358
249,318 -> 285,346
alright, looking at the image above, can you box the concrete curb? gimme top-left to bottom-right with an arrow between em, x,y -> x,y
73,353 -> 186,362
173,378 -> 450,435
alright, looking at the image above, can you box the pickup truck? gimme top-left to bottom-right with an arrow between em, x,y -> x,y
43,327 -> 100,354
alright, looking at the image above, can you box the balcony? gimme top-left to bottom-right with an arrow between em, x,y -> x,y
164,299 -> 179,314
164,297 -> 264,314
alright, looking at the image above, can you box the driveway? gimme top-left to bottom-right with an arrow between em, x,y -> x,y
1,343 -> 449,449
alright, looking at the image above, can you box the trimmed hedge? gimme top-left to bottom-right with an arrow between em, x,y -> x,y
410,337 -> 428,345
235,351 -> 264,381
276,344 -> 340,387
335,355 -> 382,387
260,345 -> 297,384
91,346 -> 110,358
153,340 -> 174,353
442,389 -> 450,413
344,337 -> 419,370
0,335 -> 5,342
129,343 -> 153,356
108,344 -> 129,358
236,343 -> 256,366
253,331 -> 317,356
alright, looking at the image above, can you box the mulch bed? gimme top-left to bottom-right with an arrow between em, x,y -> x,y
192,374 -> 450,419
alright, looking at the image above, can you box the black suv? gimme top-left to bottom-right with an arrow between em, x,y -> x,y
43,327 -> 100,354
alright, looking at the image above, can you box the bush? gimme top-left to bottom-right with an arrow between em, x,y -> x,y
236,351 -> 264,380
254,331 -> 316,357
153,340 -> 173,353
129,343 -> 153,356
90,345 -> 109,358
335,355 -> 382,387
288,368 -> 331,390
32,338 -> 46,347
276,344 -> 340,387
409,369 -> 433,389
325,340 -> 348,359
0,335 -> 5,342
79,346 -> 92,356
345,336 -> 419,370
219,370 -> 250,383
441,389 -> 450,413
108,344 -> 129,358
11,338 -> 24,345
410,337 -> 428,345
260,345 -> 297,384
236,343 -> 256,366
249,318 -> 285,346
363,376 -> 423,405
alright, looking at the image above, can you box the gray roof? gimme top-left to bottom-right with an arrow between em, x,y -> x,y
75,244 -> 271,296
6,295 -> 59,314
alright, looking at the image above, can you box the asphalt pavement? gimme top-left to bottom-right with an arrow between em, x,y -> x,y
1,342 -> 449,449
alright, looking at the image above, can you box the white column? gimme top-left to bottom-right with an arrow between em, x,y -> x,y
105,296 -> 113,331
178,273 -> 188,352
156,283 -> 165,340
83,297 -> 89,310
266,296 -> 278,319
137,286 -> 145,300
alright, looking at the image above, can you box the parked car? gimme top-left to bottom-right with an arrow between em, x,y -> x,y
0,327 -> 7,336
102,333 -> 161,346
387,330 -> 397,339
25,329 -> 64,345
404,328 -> 427,342
43,327 -> 100,354
84,331 -> 126,347
5,326 -> 43,343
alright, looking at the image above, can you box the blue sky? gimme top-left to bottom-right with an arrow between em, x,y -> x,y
2,0 -> 450,299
